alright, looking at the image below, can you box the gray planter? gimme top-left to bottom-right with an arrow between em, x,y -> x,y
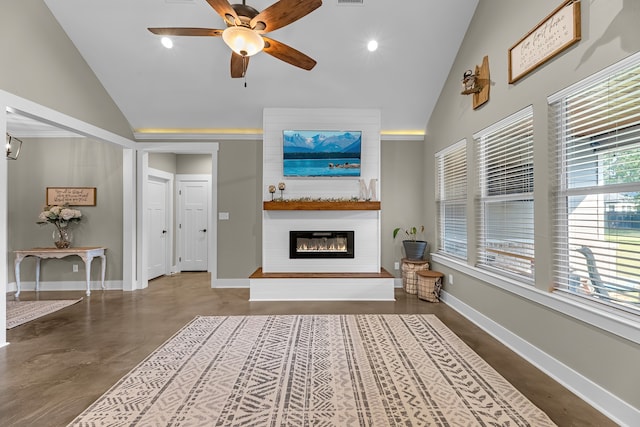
403,240 -> 428,261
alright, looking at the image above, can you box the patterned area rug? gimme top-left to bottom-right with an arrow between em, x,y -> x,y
69,315 -> 556,426
6,299 -> 83,329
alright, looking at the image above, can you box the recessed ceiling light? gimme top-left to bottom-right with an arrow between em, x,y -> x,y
161,37 -> 173,49
367,40 -> 378,52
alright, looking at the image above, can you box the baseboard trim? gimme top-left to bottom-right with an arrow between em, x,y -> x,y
6,280 -> 123,294
441,291 -> 639,427
212,278 -> 249,288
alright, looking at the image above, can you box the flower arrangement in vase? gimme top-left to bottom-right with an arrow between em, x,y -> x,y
37,204 -> 82,248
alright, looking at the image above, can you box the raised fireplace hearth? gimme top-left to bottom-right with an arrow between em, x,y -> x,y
290,231 -> 354,259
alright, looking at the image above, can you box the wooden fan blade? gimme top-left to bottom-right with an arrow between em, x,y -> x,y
250,0 -> 322,34
148,28 -> 223,37
262,37 -> 316,70
206,0 -> 240,26
231,52 -> 250,78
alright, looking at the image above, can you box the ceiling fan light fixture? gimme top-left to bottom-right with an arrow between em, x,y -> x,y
222,26 -> 264,57
161,37 -> 173,49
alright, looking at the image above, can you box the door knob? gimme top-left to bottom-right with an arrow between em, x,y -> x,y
162,230 -> 167,234
200,229 -> 207,232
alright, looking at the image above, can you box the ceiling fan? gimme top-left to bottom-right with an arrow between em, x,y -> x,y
148,0 -> 322,78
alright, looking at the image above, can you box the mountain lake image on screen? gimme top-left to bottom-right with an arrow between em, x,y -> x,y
282,130 -> 362,177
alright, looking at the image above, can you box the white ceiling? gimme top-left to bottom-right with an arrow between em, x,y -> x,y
39,0 -> 478,140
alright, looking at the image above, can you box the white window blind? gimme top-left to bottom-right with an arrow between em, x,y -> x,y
475,106 -> 534,278
549,52 -> 640,313
436,140 -> 467,259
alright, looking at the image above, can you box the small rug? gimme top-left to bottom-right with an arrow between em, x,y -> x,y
69,315 -> 556,426
6,299 -> 83,329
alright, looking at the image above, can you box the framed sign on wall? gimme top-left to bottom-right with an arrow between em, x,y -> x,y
46,187 -> 97,206
508,0 -> 581,84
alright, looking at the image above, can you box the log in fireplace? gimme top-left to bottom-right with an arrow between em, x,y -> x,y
289,231 -> 355,259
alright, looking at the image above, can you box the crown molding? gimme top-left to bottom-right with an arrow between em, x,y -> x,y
134,128 -> 425,142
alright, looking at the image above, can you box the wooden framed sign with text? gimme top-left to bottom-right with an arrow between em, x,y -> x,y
46,187 -> 97,206
508,0 -> 581,83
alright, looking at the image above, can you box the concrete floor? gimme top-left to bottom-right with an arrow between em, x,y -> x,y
2,272 -> 615,426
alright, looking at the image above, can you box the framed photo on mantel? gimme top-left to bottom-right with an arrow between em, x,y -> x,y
46,187 -> 97,206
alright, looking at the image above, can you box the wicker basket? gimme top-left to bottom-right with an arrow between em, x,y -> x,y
416,270 -> 444,302
401,259 -> 430,295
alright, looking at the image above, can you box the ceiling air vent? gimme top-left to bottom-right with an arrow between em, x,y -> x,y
337,0 -> 364,5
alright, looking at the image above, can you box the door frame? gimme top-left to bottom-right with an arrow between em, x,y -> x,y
0,90 -> 136,344
147,168 -> 174,278
176,174 -> 211,273
136,143 -> 219,290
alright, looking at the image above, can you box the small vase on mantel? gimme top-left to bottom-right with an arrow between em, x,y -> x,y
53,228 -> 73,249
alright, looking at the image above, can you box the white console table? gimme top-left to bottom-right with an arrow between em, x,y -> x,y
14,247 -> 107,297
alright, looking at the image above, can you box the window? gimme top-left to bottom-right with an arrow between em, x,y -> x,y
436,140 -> 467,259
549,53 -> 640,313
475,106 -> 534,278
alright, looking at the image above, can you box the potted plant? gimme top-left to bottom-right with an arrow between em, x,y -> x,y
393,225 -> 428,260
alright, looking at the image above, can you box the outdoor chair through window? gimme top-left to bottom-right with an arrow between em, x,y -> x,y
575,246 -> 640,305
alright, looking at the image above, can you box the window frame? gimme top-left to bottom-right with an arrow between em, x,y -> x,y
474,106 -> 535,280
435,140 -> 468,260
549,51 -> 640,315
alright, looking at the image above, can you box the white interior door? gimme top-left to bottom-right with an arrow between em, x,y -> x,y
138,145 -> 218,291
178,179 -> 209,271
147,176 -> 169,279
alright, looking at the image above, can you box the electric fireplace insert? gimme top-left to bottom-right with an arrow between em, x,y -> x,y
289,231 -> 355,259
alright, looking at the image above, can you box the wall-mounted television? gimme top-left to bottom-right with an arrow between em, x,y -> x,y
283,130 -> 362,177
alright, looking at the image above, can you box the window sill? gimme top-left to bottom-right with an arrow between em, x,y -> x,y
432,253 -> 640,345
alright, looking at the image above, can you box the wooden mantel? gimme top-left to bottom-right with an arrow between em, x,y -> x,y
263,201 -> 381,211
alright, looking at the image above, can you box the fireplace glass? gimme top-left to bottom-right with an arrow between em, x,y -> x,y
289,231 -> 355,259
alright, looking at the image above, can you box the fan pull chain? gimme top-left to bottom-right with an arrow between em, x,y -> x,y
243,56 -> 248,88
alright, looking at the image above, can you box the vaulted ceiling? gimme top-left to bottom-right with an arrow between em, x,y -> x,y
40,0 -> 478,140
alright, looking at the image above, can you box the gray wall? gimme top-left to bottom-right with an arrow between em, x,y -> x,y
145,137 -> 426,280
148,154 -> 212,175
177,154 -> 212,174
147,144 -> 264,280
217,140 -> 262,278
148,153 -> 177,174
213,138 -> 425,279
425,0 -> 640,410
7,137 -> 123,282
1,1 -> 132,286
0,0 -> 133,139
381,139 -> 426,275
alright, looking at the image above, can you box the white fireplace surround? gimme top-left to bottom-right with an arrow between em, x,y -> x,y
252,108 -> 393,301
261,108 -> 382,274
263,210 -> 379,273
